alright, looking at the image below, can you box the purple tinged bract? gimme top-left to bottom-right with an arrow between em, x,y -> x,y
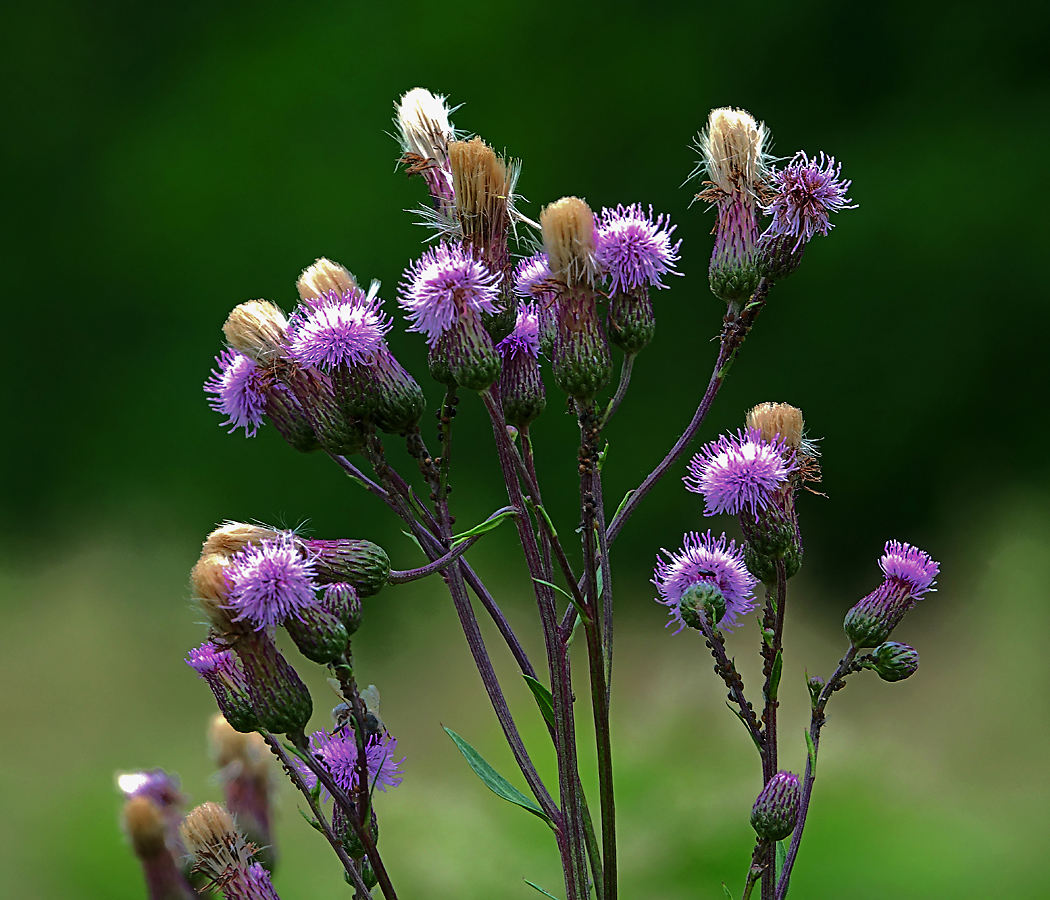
398,243 -> 500,345
497,302 -> 541,360
204,349 -> 268,437
287,289 -> 390,371
762,152 -> 856,250
294,726 -> 404,800
653,530 -> 758,631
684,427 -> 795,516
595,204 -> 682,293
879,540 -> 939,598
224,536 -> 319,630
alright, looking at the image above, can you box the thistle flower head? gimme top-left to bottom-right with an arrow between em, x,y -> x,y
595,204 -> 682,293
694,107 -> 769,199
751,771 -> 801,841
286,289 -> 391,371
395,87 -> 456,164
180,802 -> 280,898
513,253 -> 557,300
653,530 -> 758,631
204,349 -> 268,437
746,402 -> 805,451
222,300 -> 289,366
203,522 -> 280,558
294,726 -> 404,801
224,535 -> 318,630
398,243 -> 501,345
541,196 -> 598,288
497,303 -> 541,361
684,427 -> 795,516
762,151 -> 855,250
449,137 -> 520,246
296,257 -> 358,303
879,540 -> 939,598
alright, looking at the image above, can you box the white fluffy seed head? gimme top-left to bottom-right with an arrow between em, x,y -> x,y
699,107 -> 769,197
396,87 -> 455,164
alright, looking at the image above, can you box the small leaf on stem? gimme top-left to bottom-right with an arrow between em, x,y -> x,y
522,675 -> 556,729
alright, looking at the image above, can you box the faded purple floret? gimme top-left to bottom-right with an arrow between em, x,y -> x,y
513,253 -> 557,300
287,289 -> 390,371
186,640 -> 249,689
205,349 -> 268,437
294,726 -> 404,800
762,152 -> 855,250
684,427 -> 794,516
595,204 -> 682,293
653,530 -> 758,631
224,536 -> 319,630
398,243 -> 500,345
497,303 -> 541,360
879,540 -> 939,597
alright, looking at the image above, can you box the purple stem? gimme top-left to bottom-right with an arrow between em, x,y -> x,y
760,560 -> 788,900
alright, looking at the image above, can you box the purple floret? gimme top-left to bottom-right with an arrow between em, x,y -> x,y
294,725 -> 404,800
762,152 -> 855,250
879,540 -> 939,598
653,530 -> 757,631
204,349 -> 268,437
513,253 -> 557,300
595,204 -> 682,293
287,289 -> 390,371
684,427 -> 794,516
398,243 -> 500,345
497,302 -> 542,360
224,535 -> 319,630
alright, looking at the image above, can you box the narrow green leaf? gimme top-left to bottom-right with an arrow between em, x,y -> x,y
769,650 -> 783,703
533,503 -> 559,540
450,509 -> 517,547
596,442 -> 609,473
296,806 -> 325,834
524,880 -> 562,900
727,702 -> 762,757
722,883 -> 736,900
532,578 -> 589,620
522,675 -> 555,730
613,489 -> 635,521
776,839 -> 788,879
400,530 -> 425,555
443,726 -> 553,827
595,563 -> 604,600
804,729 -> 817,775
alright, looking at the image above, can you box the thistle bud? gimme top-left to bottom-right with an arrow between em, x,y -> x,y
323,582 -> 363,636
541,197 -> 611,401
209,716 -> 276,872
263,383 -> 322,452
297,257 -> 358,302
229,630 -> 313,735
694,108 -> 768,307
371,345 -> 426,434
281,365 -> 368,456
677,582 -> 727,632
284,604 -> 349,664
750,771 -> 801,842
301,539 -> 391,597
758,231 -> 807,282
497,303 -> 546,428
870,641 -> 920,682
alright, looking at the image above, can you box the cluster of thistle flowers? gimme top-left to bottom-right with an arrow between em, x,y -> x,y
653,399 -> 939,855
118,719 -> 279,900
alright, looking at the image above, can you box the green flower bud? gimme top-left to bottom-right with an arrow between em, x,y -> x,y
751,771 -> 801,842
871,641 -> 920,682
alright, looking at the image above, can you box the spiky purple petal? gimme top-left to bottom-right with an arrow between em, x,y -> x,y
879,540 -> 939,598
595,203 -> 682,293
294,726 -> 404,801
684,427 -> 794,516
762,152 -> 855,250
224,536 -> 319,630
287,289 -> 390,371
497,302 -> 542,360
205,349 -> 268,437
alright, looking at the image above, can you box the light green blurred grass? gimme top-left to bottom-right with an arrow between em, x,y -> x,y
1,487 -> 1047,899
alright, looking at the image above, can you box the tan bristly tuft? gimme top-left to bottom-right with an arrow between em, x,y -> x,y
223,300 -> 288,366
209,714 -> 271,778
180,802 -> 255,882
396,87 -> 455,164
747,402 -> 804,450
123,795 -> 168,859
540,196 -> 597,288
297,258 -> 358,302
449,138 -> 511,238
191,553 -> 233,628
203,522 -> 279,558
700,107 -> 769,197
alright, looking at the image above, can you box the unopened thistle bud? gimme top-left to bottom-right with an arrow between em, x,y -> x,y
843,541 -> 939,647
229,630 -> 313,735
395,87 -> 456,203
496,303 -> 546,428
541,197 -> 611,401
123,795 -> 200,900
209,716 -> 276,872
323,582 -> 363,636
180,802 -> 281,900
296,257 -> 358,302
676,582 -> 727,632
750,771 -> 801,842
283,603 -> 349,664
301,538 -> 391,597
693,108 -> 769,307
870,641 -> 920,682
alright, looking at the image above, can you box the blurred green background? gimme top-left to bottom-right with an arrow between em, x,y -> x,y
2,1 -> 1048,897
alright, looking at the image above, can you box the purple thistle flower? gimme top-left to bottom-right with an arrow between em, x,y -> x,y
653,530 -> 758,631
204,349 -> 268,437
224,536 -> 319,630
595,204 -> 682,293
762,151 -> 856,251
398,243 -> 501,346
497,302 -> 542,361
186,641 -> 249,691
879,540 -> 939,598
684,427 -> 795,516
513,253 -> 557,300
287,289 -> 390,371
294,726 -> 404,800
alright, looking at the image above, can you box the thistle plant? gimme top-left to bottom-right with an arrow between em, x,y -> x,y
119,90 -> 940,900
